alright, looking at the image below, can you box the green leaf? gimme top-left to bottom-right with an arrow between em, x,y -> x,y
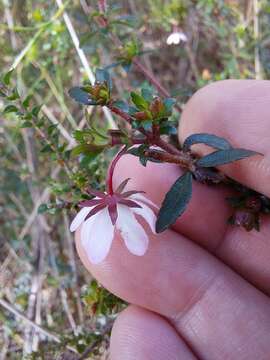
127,144 -> 149,166
0,87 -> 7,97
31,105 -> 42,117
141,88 -> 154,102
3,104 -> 18,114
130,92 -> 149,110
156,172 -> 192,233
38,203 -> 49,214
197,148 -> 260,167
183,133 -> 232,152
112,100 -> 129,112
22,95 -> 33,109
40,144 -> 53,153
20,121 -> 32,128
95,68 -> 112,90
69,87 -> 95,105
163,98 -> 176,113
3,69 -> 14,86
71,144 -> 104,156
159,123 -> 177,135
7,87 -> 20,101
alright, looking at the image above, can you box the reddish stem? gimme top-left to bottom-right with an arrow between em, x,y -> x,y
144,149 -> 193,169
106,146 -> 127,195
108,104 -> 180,155
108,105 -> 132,125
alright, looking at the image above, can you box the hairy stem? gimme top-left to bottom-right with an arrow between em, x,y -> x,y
108,104 -> 181,155
144,149 -> 194,169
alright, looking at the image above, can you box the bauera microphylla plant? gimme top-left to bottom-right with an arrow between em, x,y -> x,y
69,68 -> 269,263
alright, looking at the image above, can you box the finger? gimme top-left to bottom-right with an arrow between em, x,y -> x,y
114,155 -> 270,295
178,79 -> 270,294
179,79 -> 270,196
76,219 -> 270,360
110,306 -> 197,360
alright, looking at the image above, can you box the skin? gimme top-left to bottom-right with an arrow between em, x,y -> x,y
76,80 -> 270,359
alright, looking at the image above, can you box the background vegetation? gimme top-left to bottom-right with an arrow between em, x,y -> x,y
0,0 -> 269,358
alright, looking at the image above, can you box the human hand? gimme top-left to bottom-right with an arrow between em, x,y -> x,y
76,80 -> 270,360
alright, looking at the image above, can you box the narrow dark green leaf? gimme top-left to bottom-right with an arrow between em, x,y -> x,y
130,92 -> 149,110
197,148 -> 260,167
3,104 -> 18,114
69,87 -> 95,105
38,203 -> 49,214
156,172 -> 193,233
22,95 -> 33,109
7,87 -> 20,101
0,87 -> 7,97
3,69 -> 14,86
183,133 -> 232,152
20,121 -> 33,128
32,105 -> 42,117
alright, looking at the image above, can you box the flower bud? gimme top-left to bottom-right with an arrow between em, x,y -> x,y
149,97 -> 165,118
89,82 -> 110,105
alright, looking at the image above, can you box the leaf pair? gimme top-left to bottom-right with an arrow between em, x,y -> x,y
156,133 -> 261,233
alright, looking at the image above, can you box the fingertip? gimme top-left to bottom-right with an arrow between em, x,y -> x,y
110,306 -> 197,360
179,80 -> 270,196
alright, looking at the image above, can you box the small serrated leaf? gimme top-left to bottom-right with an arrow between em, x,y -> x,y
156,172 -> 193,233
69,87 -> 95,105
3,69 -> 14,86
197,148 -> 260,167
183,133 -> 232,152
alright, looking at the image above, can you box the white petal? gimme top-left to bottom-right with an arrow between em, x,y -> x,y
70,207 -> 92,232
81,207 -> 114,264
116,205 -> 149,256
179,32 -> 188,42
132,202 -> 157,234
166,32 -> 187,45
166,33 -> 180,45
130,193 -> 158,209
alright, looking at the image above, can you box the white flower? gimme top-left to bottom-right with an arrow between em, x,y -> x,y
166,31 -> 188,45
70,189 -> 157,264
